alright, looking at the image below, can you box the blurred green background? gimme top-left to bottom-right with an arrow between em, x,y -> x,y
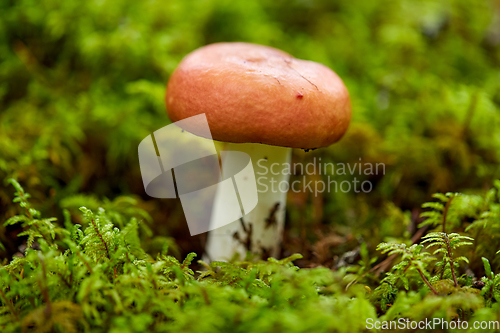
1,0 -> 499,264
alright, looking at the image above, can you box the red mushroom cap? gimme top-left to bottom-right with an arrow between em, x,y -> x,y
166,42 -> 351,149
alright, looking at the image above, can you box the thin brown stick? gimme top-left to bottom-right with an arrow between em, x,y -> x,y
345,226 -> 429,290
416,266 -> 439,295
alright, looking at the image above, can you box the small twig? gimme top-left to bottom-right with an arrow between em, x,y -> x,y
345,226 -> 429,290
375,226 -> 429,275
416,266 -> 439,295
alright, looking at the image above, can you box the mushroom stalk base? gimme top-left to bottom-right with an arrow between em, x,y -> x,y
204,143 -> 292,261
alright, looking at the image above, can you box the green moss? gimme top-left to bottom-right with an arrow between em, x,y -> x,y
1,0 -> 500,331
1,179 -> 500,332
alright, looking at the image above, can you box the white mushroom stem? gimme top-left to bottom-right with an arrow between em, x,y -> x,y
204,143 -> 292,261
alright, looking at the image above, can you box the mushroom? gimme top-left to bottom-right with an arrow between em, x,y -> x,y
166,42 -> 351,261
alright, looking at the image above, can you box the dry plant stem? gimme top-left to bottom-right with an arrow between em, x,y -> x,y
346,226 -> 429,290
416,266 -> 439,295
204,143 -> 292,261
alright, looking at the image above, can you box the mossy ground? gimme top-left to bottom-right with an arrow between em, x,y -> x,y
1,0 -> 500,332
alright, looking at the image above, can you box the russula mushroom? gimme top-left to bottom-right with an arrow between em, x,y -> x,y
166,42 -> 351,261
